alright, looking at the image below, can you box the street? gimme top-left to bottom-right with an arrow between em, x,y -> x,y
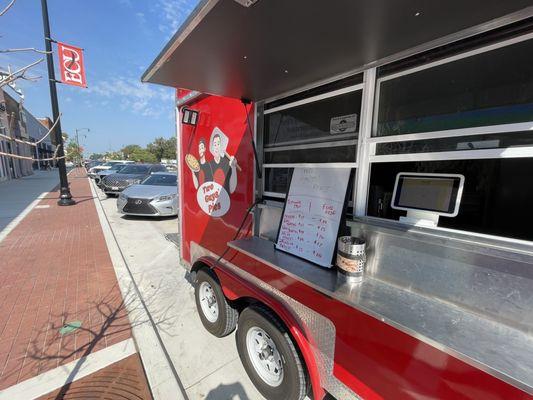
89,178 -> 265,400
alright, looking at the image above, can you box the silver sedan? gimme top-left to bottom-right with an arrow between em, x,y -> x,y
117,172 -> 178,217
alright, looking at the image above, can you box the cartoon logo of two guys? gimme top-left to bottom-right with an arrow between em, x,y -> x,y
185,127 -> 240,217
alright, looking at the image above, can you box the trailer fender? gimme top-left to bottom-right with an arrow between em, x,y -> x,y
192,258 -> 325,400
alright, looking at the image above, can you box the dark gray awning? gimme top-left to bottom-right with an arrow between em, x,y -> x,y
142,0 -> 533,101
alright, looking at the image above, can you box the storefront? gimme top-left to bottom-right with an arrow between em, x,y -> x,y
143,1 -> 533,399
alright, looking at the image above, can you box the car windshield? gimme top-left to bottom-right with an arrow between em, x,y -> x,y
110,164 -> 126,171
102,162 -> 117,166
120,165 -> 150,174
142,174 -> 177,186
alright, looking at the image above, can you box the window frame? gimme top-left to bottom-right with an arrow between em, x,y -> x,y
255,30 -> 533,245
371,31 -> 533,142
359,31 -> 533,243
261,82 -> 363,202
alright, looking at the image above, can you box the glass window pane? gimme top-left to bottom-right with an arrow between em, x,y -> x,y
264,144 -> 357,164
375,38 -> 533,137
265,91 -> 362,146
367,159 -> 533,241
375,131 -> 533,155
264,168 -> 292,194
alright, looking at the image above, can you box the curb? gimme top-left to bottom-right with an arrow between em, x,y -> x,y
88,176 -> 187,400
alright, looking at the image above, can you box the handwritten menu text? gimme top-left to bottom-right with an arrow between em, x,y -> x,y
276,168 -> 351,268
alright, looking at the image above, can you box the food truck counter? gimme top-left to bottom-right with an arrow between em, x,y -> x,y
229,222 -> 533,394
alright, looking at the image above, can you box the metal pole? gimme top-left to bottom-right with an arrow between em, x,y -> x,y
75,128 -> 80,166
40,0 -> 75,206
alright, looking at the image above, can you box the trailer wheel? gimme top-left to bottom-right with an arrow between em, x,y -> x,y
236,306 -> 308,400
194,269 -> 238,337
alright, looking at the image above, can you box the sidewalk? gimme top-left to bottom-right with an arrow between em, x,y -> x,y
0,168 -> 149,398
0,170 -> 59,239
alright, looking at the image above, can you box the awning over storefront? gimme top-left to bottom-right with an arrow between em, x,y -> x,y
142,0 -> 533,101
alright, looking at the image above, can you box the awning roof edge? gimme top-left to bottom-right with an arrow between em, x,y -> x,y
142,1 -> 533,101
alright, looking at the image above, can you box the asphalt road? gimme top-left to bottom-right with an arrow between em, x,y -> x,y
91,179 -> 265,400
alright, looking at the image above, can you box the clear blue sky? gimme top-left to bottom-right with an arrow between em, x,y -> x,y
1,0 -> 199,155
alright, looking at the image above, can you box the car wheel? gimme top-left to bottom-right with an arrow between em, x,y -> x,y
236,306 -> 308,400
194,269 -> 238,337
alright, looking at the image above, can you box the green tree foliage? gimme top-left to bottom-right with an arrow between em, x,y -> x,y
103,136 -> 176,164
104,151 -> 124,160
89,153 -> 104,160
128,148 -> 157,163
65,140 -> 82,163
146,136 -> 176,161
121,144 -> 142,159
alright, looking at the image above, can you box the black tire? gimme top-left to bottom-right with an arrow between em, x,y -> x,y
236,305 -> 308,400
194,269 -> 238,337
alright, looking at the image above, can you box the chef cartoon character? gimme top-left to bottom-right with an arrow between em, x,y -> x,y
187,138 -> 213,190
209,129 -> 238,194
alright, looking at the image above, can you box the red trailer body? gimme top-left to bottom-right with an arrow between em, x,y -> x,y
175,89 -> 532,399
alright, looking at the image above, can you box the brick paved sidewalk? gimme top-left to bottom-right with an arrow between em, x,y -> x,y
0,168 -> 134,391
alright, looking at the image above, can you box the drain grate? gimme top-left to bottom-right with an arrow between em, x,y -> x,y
59,321 -> 82,335
38,354 -> 153,399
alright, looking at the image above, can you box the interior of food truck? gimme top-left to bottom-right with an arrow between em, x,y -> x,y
143,1 -> 533,398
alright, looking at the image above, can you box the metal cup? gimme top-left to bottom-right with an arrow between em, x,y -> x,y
336,236 -> 366,283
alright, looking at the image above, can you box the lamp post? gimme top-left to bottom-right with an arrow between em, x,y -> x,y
40,0 -> 74,206
75,128 -> 90,166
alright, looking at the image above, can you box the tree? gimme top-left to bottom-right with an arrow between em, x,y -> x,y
104,151 -> 124,160
121,144 -> 142,159
147,136 -> 176,161
164,136 -> 177,159
128,148 -> 157,163
89,153 -> 103,160
65,140 -> 82,163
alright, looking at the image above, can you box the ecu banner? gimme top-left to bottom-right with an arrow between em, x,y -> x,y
57,42 -> 87,87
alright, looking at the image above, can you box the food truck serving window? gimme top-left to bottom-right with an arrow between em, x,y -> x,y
375,34 -> 533,137
262,76 -> 363,198
365,32 -> 533,242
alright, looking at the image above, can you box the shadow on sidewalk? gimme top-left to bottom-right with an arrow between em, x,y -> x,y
14,278 -> 177,399
205,382 -> 250,400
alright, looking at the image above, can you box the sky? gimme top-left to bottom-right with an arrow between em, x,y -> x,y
0,0 -> 200,155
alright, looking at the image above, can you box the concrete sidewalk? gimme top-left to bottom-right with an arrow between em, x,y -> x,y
0,168 -> 149,399
0,170 -> 59,239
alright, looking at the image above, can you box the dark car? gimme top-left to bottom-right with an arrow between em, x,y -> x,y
85,160 -> 103,172
100,164 -> 167,196
95,163 -> 128,186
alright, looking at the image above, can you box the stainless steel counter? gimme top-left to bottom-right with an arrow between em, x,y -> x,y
228,236 -> 533,394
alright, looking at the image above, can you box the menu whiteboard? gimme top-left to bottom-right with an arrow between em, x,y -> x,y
276,167 -> 351,267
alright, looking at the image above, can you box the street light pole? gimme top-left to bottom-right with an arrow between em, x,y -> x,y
75,128 -> 90,166
40,0 -> 75,206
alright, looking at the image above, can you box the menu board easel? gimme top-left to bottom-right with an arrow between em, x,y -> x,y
275,167 -> 351,268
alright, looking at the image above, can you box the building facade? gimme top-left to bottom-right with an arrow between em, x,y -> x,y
0,88 -> 55,181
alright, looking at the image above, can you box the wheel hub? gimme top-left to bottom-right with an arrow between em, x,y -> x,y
246,326 -> 284,387
199,281 -> 219,323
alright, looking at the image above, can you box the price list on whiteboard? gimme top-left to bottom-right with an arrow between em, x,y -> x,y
275,167 -> 351,267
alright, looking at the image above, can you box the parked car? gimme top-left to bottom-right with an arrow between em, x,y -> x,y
100,164 -> 167,196
88,160 -> 133,178
95,163 -> 128,186
86,161 -> 103,172
117,172 -> 178,217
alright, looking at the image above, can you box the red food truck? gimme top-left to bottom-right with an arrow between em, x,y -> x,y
143,1 -> 533,399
